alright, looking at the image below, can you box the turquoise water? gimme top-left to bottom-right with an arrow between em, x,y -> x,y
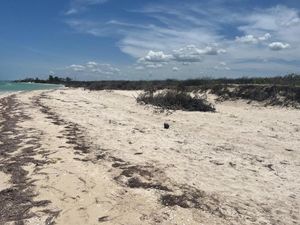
0,81 -> 63,95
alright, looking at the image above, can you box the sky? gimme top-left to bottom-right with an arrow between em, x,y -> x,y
1,0 -> 300,80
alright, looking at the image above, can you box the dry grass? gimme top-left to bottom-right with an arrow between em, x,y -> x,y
137,90 -> 216,112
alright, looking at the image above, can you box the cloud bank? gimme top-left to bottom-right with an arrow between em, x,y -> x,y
61,1 -> 300,79
268,42 -> 290,51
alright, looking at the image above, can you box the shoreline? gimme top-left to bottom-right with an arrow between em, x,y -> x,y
0,89 -> 299,225
0,91 -> 19,99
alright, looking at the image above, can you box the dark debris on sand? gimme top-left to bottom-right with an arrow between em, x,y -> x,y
33,94 -> 91,157
0,96 -> 59,224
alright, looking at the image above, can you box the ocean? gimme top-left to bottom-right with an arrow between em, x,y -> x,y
0,81 -> 63,97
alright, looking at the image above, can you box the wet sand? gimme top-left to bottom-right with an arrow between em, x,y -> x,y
0,88 -> 299,225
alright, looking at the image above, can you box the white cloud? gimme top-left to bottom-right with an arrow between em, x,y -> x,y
86,61 -> 98,68
200,46 -> 227,55
258,33 -> 272,41
214,62 -> 231,70
237,5 -> 300,46
239,5 -> 300,32
172,45 -> 203,62
137,45 -> 226,65
66,0 -> 108,15
65,8 -> 78,15
268,42 -> 290,51
172,67 -> 179,72
236,35 -> 257,44
118,27 -> 222,58
139,50 -> 173,63
283,17 -> 300,27
67,64 -> 86,71
65,3 -> 227,60
235,33 -> 271,44
66,62 -> 120,75
145,63 -> 163,69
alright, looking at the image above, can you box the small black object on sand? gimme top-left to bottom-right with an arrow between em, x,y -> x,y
164,123 -> 170,129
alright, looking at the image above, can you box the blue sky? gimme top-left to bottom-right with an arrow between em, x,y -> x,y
1,0 -> 300,80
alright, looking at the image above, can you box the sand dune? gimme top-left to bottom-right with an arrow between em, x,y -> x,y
0,88 -> 299,225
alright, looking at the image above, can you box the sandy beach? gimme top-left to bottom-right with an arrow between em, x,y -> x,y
0,88 -> 299,225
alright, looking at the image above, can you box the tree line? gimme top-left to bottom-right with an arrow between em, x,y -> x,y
16,75 -> 72,84
16,73 -> 300,88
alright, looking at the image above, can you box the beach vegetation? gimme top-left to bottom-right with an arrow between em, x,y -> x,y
136,90 -> 216,112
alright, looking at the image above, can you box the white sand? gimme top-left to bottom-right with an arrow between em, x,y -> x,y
2,88 -> 299,225
0,172 -> 11,192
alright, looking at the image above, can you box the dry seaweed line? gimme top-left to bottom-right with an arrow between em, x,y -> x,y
0,96 -> 59,224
